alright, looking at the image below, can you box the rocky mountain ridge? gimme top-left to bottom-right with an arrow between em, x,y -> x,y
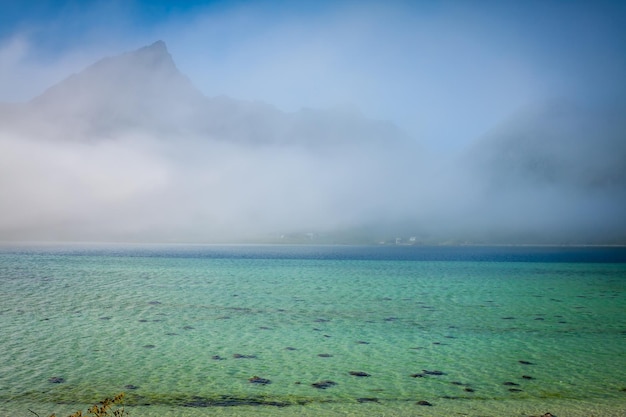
0,40 -> 624,244
1,40 -> 407,147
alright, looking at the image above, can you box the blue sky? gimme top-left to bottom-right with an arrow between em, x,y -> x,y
1,0 -> 625,149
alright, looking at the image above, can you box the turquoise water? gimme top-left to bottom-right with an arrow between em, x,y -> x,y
0,244 -> 625,416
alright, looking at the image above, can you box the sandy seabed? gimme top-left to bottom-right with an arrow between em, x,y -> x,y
8,398 -> 625,417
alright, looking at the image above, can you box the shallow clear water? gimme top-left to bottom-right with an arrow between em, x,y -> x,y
0,244 -> 625,416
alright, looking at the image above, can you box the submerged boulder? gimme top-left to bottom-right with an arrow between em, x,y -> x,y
422,369 -> 445,376
357,397 -> 379,403
248,375 -> 271,385
311,380 -> 337,389
349,371 -> 371,377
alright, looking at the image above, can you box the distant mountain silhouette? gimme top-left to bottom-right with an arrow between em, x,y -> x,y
462,99 -> 626,191
1,41 -> 623,245
1,40 -> 407,145
29,41 -> 203,135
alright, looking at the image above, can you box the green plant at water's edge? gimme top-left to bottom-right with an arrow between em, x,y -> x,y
30,393 -> 127,417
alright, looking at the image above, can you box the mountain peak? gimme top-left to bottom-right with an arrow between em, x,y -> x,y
26,40 -> 206,138
31,40 -> 185,105
147,40 -> 168,52
128,40 -> 173,70
91,40 -> 172,77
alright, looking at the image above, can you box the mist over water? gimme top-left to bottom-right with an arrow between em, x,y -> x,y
0,2 -> 625,244
1,101 -> 623,244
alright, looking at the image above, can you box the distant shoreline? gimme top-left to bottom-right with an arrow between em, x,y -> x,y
1,240 -> 626,248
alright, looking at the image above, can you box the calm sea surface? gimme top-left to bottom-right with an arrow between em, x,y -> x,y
0,244 -> 625,416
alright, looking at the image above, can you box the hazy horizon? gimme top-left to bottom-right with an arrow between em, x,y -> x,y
1,1 -> 625,245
